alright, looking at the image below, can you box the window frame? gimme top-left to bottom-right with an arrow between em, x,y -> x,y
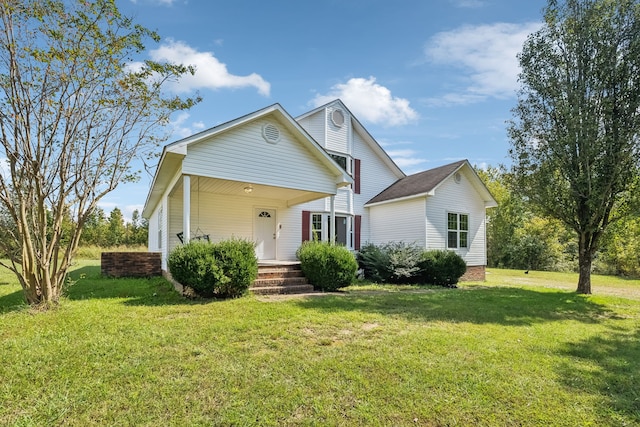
328,152 -> 353,176
447,212 -> 469,250
309,212 -> 353,249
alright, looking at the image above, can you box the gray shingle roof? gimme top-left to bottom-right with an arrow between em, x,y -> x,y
366,160 -> 467,205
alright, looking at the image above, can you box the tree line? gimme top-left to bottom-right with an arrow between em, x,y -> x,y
80,207 -> 148,247
479,166 -> 640,278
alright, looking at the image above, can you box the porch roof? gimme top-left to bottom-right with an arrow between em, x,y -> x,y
143,103 -> 353,218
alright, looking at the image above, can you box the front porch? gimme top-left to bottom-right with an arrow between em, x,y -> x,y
167,175 -> 344,263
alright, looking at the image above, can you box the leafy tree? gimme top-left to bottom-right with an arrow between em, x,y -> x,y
106,207 -> 126,246
479,166 -> 577,272
80,207 -> 108,246
477,166 -> 528,268
127,209 -> 148,246
596,210 -> 640,276
509,0 -> 640,293
0,0 -> 199,306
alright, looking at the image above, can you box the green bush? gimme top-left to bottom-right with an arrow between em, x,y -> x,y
167,239 -> 257,298
212,238 -> 258,298
418,250 -> 467,287
357,243 -> 391,282
357,242 -> 422,284
296,241 -> 357,291
167,241 -> 225,297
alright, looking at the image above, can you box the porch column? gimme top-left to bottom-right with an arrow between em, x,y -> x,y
329,195 -> 336,244
183,175 -> 191,244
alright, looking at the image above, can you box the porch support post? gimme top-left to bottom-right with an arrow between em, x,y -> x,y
183,175 -> 191,244
329,195 -> 336,244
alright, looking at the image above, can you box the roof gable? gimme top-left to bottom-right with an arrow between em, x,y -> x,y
297,99 -> 405,180
365,160 -> 496,207
143,103 -> 352,217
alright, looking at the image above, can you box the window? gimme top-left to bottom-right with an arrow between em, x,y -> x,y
308,213 -> 353,248
311,214 -> 323,241
329,153 -> 348,172
447,212 -> 469,249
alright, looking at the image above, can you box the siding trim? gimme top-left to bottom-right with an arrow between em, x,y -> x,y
354,158 -> 361,195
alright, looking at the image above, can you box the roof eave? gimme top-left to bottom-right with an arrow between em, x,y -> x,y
364,191 -> 433,208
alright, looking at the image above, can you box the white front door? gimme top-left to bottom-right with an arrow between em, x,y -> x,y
255,208 -> 276,260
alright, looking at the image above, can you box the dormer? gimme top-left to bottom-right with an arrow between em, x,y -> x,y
297,100 -> 352,156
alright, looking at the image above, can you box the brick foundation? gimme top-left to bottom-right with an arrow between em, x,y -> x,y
460,265 -> 486,281
101,252 -> 162,278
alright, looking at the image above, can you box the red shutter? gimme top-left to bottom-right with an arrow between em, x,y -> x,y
354,158 -> 361,194
302,210 -> 310,243
354,215 -> 362,250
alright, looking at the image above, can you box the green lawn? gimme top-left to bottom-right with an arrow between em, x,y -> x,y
1,263 -> 639,426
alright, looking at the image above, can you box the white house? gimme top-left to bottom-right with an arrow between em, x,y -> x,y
142,100 -> 497,280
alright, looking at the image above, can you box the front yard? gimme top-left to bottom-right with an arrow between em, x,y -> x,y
0,262 -> 638,426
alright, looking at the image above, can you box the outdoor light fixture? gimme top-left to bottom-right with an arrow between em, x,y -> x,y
244,185 -> 253,194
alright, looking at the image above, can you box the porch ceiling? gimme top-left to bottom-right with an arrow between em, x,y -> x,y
172,176 -> 332,207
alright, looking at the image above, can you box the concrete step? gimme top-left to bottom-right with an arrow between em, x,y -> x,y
253,277 -> 309,287
257,269 -> 305,279
250,284 -> 315,295
251,262 -> 314,295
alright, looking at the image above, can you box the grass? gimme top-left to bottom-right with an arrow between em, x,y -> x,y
0,263 -> 639,426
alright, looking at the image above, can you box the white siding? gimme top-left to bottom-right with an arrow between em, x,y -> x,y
167,189 -> 303,261
425,170 -> 488,266
182,119 -> 337,195
325,107 -> 350,153
334,187 -> 351,213
352,131 -> 403,245
297,105 -> 401,248
297,112 -> 325,146
368,197 -> 426,246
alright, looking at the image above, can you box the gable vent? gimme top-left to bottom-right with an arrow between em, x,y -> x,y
331,109 -> 345,127
262,123 -> 281,144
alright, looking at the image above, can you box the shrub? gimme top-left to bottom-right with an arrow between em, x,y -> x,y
211,238 -> 258,298
296,241 -> 357,291
418,250 -> 467,287
167,241 -> 225,297
167,239 -> 258,298
357,242 -> 422,284
357,242 -> 391,283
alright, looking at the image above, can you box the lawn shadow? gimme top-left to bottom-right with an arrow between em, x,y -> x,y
0,289 -> 27,314
557,328 -> 640,424
293,286 -> 614,326
64,265 -> 221,307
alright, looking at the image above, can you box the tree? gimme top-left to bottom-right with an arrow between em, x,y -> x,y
509,0 -> 640,293
127,209 -> 148,246
106,207 -> 126,246
0,0 -> 199,306
478,166 -> 528,268
80,207 -> 107,246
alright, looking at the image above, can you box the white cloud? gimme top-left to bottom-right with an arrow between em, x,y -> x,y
311,77 -> 418,127
386,148 -> 427,169
170,112 -> 206,139
424,22 -> 542,106
148,40 -> 271,96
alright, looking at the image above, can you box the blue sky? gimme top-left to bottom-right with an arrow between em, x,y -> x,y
104,0 -> 548,219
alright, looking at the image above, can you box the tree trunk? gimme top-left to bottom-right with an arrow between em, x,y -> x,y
577,253 -> 592,294
577,233 -> 593,294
